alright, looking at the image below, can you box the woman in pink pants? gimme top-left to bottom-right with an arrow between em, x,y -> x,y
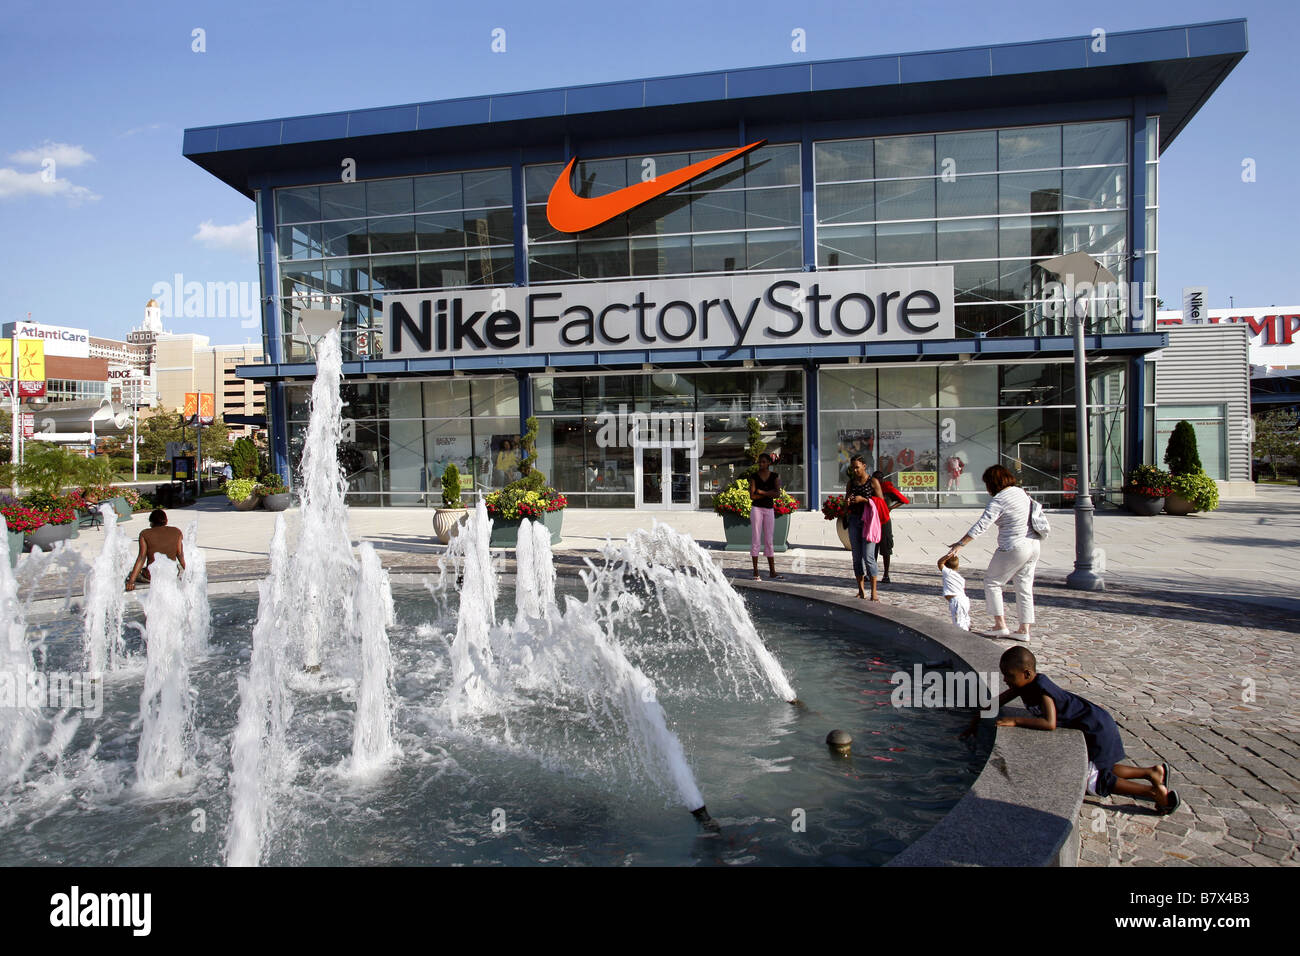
749,453 -> 783,580
942,464 -> 1041,641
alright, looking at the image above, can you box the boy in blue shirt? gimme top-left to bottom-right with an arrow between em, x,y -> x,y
966,646 -> 1180,814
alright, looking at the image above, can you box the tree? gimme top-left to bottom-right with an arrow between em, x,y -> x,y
138,408 -> 184,475
1163,420 -> 1203,476
230,436 -> 259,479
1253,410 -> 1300,480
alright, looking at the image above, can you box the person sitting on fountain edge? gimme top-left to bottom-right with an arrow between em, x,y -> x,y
962,646 -> 1180,815
125,509 -> 186,591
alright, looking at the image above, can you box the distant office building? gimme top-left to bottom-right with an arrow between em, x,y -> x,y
154,334 -> 266,435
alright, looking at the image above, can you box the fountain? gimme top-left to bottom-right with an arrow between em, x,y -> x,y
82,504 -> 134,672
134,556 -> 196,788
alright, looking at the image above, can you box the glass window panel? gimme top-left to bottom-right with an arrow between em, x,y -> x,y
878,367 -> 936,408
817,225 -> 874,267
418,251 -> 467,289
570,159 -> 627,197
954,303 -> 1022,338
744,145 -> 800,187
998,126 -> 1061,171
1063,166 -> 1125,211
877,410 -> 939,497
1000,171 -> 1061,214
321,219 -> 370,257
626,192 -> 693,236
875,221 -> 935,264
940,407 -> 1000,505
690,189 -> 745,231
692,232 -> 745,273
278,262 -> 325,298
470,377 -> 519,417
746,186 -> 800,228
462,209 -> 513,247
584,374 -> 646,413
937,219 -> 997,261
279,223 -> 322,261
746,230 -> 801,271
819,367 -> 876,410
1000,405 -> 1065,493
816,182 -> 874,224
370,255 -> 418,292
1156,411 -> 1226,479
1145,162 -> 1157,206
936,175 -> 997,218
875,135 -> 934,179
818,410 -> 877,492
320,182 -> 367,220
1061,210 -> 1126,258
527,202 -> 564,244
939,363 -> 998,406
417,378 -> 473,418
366,178 -> 413,216
462,169 -> 512,208
534,416 -> 588,494
631,235 -> 692,275
952,261 -> 1004,300
936,131 -> 997,174
578,239 -> 629,279
415,173 -> 463,212
876,178 -> 935,221
626,152 -> 691,184
369,215 -> 416,254
814,139 -> 872,183
1062,121 -> 1127,167
276,186 -> 320,225
1001,363 -> 1061,407
532,375 -> 583,414
465,248 -> 514,286
525,164 -> 563,203
529,244 -> 579,282
325,257 -> 370,294
416,212 -> 466,250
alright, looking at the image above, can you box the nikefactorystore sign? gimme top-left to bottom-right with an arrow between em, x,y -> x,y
382,267 -> 955,360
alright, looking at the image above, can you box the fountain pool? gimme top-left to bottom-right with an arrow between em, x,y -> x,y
0,575 -> 985,867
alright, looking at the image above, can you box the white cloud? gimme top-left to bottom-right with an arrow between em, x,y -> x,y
118,123 -> 167,139
193,215 -> 257,257
9,141 -> 94,168
0,167 -> 99,203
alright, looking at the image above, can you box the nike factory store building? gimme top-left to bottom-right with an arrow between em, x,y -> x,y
184,19 -> 1248,509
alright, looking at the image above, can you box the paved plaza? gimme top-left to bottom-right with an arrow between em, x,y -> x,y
40,484 -> 1300,866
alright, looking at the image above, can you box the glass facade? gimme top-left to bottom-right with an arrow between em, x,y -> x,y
525,145 -> 802,282
284,376 -> 519,506
275,170 -> 515,364
818,362 -> 1129,506
45,379 -> 112,404
814,121 -> 1131,338
531,369 -> 805,509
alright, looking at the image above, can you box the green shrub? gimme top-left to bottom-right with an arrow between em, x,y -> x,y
441,463 -> 464,508
224,478 -> 259,502
15,444 -> 104,497
1170,470 -> 1219,512
229,437 -> 259,479
1164,420 -> 1203,476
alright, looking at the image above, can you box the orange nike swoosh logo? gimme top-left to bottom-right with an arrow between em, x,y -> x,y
546,140 -> 766,233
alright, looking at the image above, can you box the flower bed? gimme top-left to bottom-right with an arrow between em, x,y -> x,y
484,487 -> 567,521
1124,464 -> 1173,498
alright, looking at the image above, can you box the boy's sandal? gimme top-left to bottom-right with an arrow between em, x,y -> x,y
751,573 -> 761,581
1160,762 -> 1174,788
1156,790 -> 1181,816
769,573 -> 784,580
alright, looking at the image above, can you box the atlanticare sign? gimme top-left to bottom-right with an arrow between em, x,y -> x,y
383,267 -> 954,359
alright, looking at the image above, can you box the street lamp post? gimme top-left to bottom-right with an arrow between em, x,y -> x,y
1040,251 -> 1115,592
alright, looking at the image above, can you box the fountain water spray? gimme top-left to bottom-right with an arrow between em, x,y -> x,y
134,557 -> 195,788
181,520 -> 210,660
349,543 -> 397,774
82,505 -> 134,673
0,546 -> 42,788
444,500 -> 499,724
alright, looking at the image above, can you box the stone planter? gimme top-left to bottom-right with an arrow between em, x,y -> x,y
232,494 -> 262,512
721,511 -> 791,552
487,509 -> 564,548
833,518 -> 852,550
26,521 -> 77,552
1164,492 -> 1197,516
262,492 -> 292,512
433,507 -> 469,544
7,529 -> 25,566
1123,492 -> 1165,516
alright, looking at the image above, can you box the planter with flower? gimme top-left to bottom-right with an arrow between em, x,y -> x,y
256,474 -> 292,512
225,478 -> 261,511
821,493 -> 853,549
433,463 -> 469,544
1,497 -> 43,565
20,493 -> 79,552
1122,465 -> 1173,517
716,480 -> 795,552
483,417 -> 566,548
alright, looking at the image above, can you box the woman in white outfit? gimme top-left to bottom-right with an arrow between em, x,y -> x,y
943,464 -> 1040,641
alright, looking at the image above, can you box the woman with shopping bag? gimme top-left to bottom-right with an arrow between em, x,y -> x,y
845,455 -> 887,601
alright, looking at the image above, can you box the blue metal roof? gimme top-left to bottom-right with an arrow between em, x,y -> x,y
186,20 -> 1246,197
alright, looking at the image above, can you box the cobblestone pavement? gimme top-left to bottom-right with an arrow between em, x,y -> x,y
26,527 -> 1297,868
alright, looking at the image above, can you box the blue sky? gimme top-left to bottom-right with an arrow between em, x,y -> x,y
0,0 -> 1293,344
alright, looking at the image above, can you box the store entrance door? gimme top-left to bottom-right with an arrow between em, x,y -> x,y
635,444 -> 697,510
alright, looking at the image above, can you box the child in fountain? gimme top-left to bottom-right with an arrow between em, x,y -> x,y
125,509 -> 186,590
963,646 -> 1180,814
937,553 -> 970,631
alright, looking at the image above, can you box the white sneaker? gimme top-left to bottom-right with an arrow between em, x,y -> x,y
1007,631 -> 1031,643
987,628 -> 1011,638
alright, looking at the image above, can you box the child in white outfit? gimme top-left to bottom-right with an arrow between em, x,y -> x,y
938,553 -> 971,631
